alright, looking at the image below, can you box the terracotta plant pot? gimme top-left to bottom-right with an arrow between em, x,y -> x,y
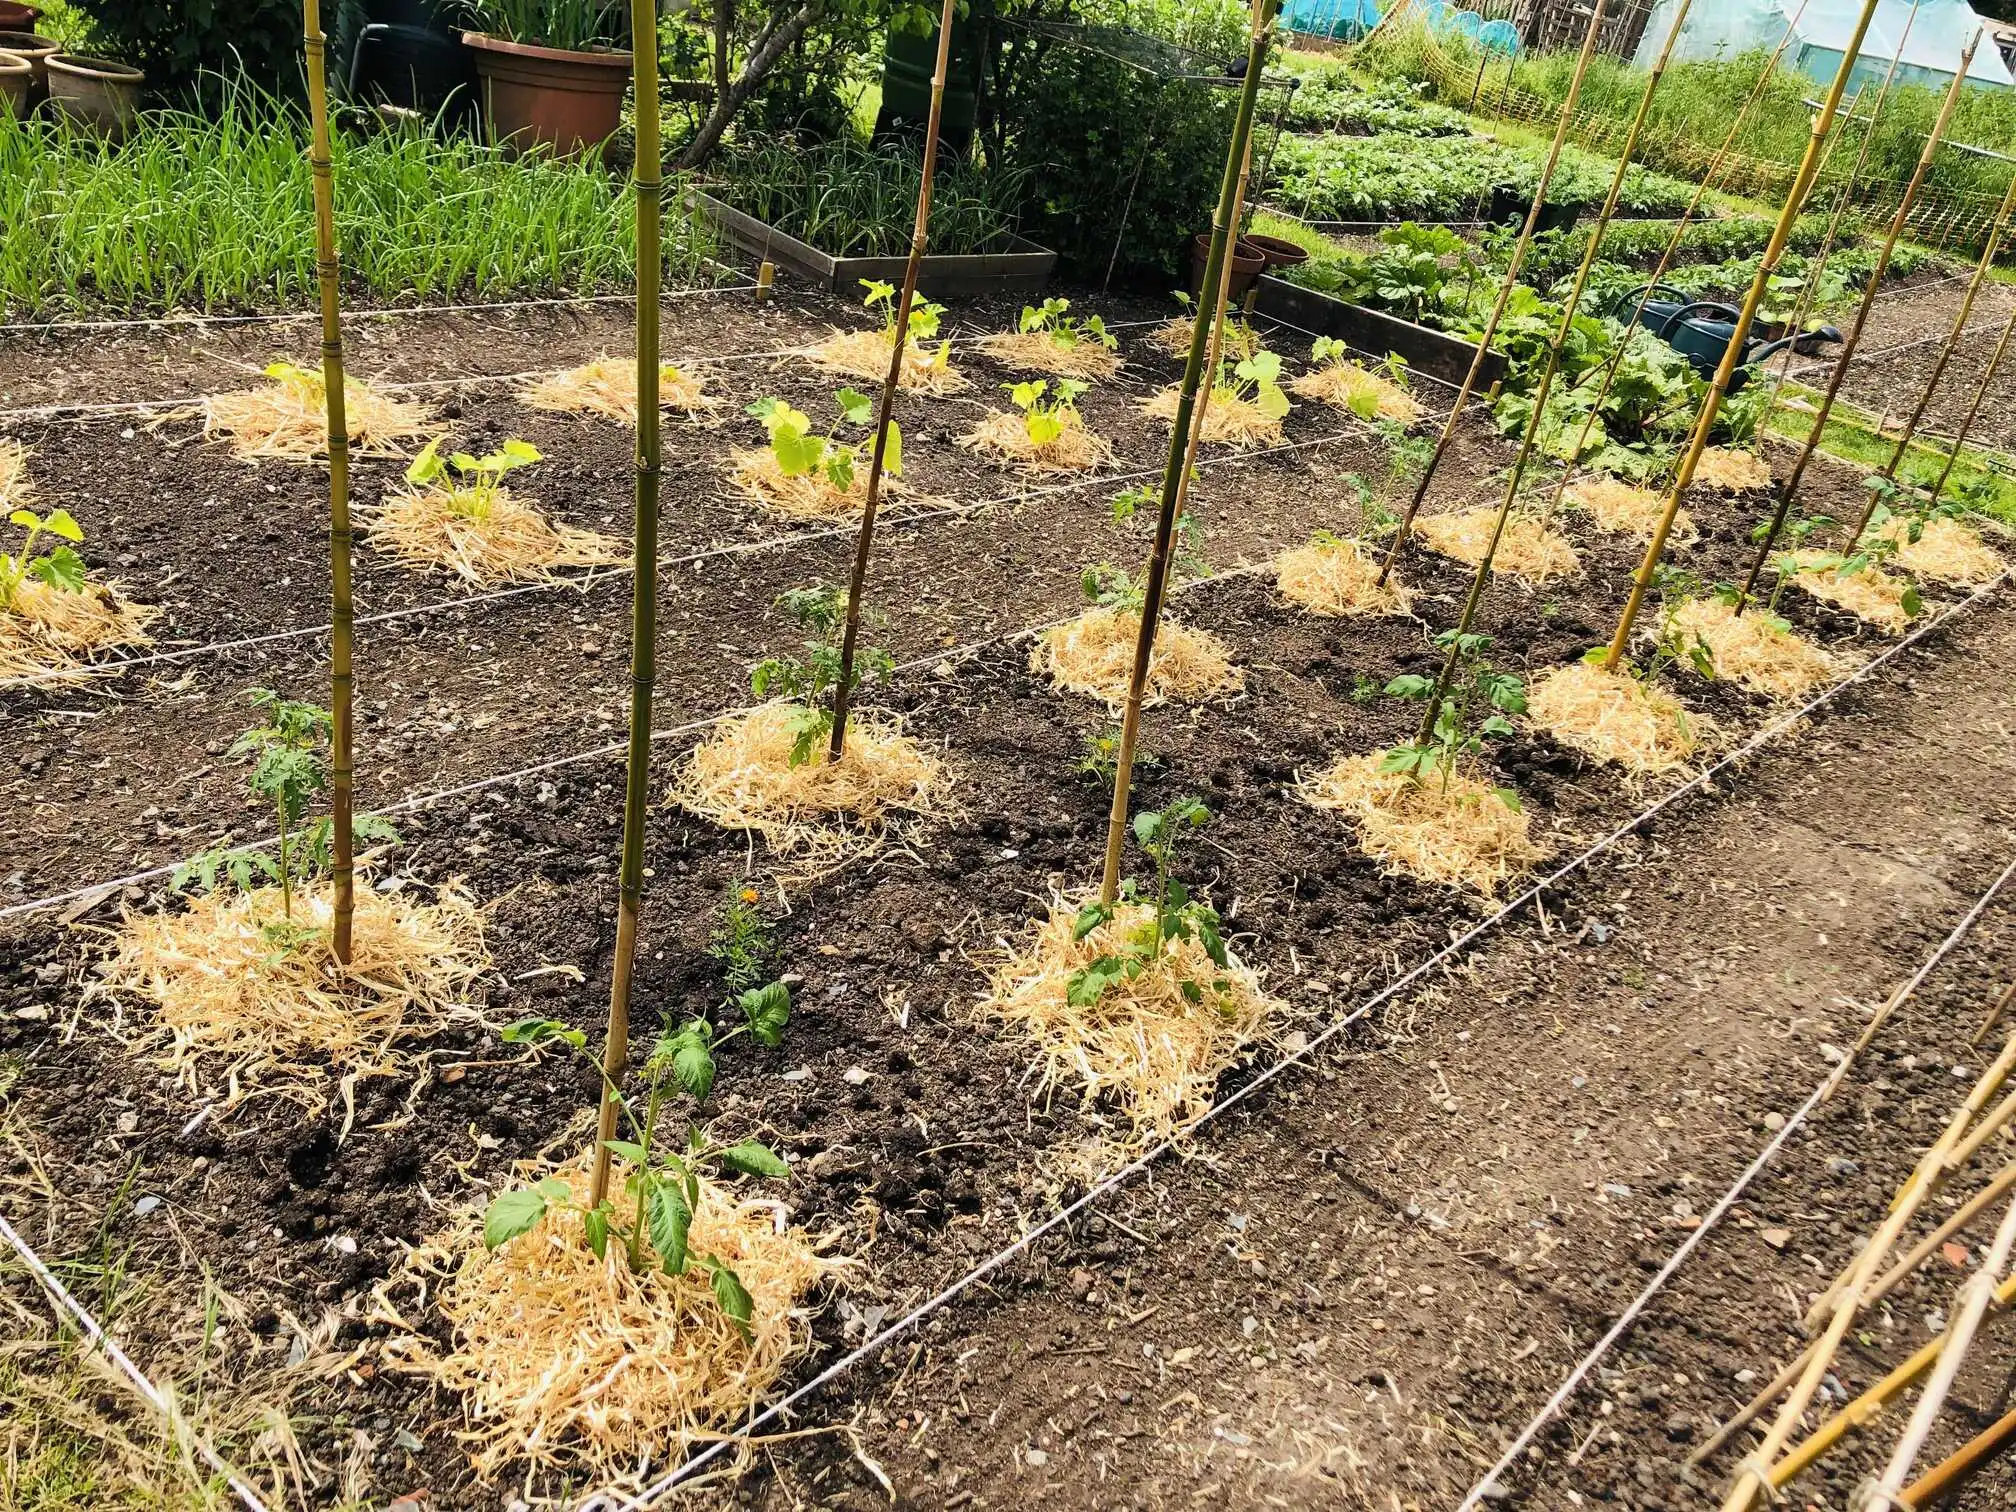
46,53 -> 144,140
0,50 -> 27,116
461,31 -> 631,158
1190,234 -> 1268,301
1242,233 -> 1310,273
0,29 -> 58,107
0,3 -> 42,29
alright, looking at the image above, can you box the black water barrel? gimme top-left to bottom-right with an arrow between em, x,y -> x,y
339,0 -> 477,126
874,11 -> 978,152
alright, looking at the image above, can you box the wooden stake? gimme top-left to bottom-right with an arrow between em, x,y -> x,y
1372,0 -> 1611,589
589,0 -> 664,1210
1733,29 -> 1977,614
1600,0 -> 1883,680
1098,0 -> 1280,907
1897,1401 -> 2016,1507
302,0 -> 354,965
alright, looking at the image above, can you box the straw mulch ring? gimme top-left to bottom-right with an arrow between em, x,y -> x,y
197,364 -> 434,462
1667,596 -> 1833,700
0,577 -> 159,684
393,1157 -> 833,1482
959,409 -> 1115,473
975,329 -> 1123,381
981,895 -> 1286,1148
1289,362 -> 1424,425
1876,515 -> 2003,586
1034,606 -> 1242,712
803,329 -> 968,396
670,702 -> 954,873
0,437 -> 29,507
1274,535 -> 1411,618
95,882 -> 488,1112
1694,447 -> 1773,492
1150,317 -> 1263,362
1527,661 -> 1701,776
1416,508 -> 1580,585
1300,754 -> 1546,894
1786,549 -> 1918,633
519,357 -> 719,424
363,487 -> 622,587
1140,384 -> 1283,449
728,447 -> 919,522
1568,476 -> 1693,543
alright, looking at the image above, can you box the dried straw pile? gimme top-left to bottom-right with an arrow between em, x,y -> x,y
1568,476 -> 1691,542
1527,661 -> 1700,775
0,438 -> 29,507
1140,384 -> 1283,448
1,580 -> 157,684
1290,362 -> 1424,424
519,358 -> 718,424
1668,597 -> 1832,699
1416,508 -> 1579,584
1694,447 -> 1772,492
729,448 -> 914,522
1300,754 -> 1545,894
976,330 -> 1123,381
399,1157 -> 832,1481
981,896 -> 1285,1146
959,409 -> 1115,473
1274,536 -> 1410,617
96,882 -> 487,1109
1034,606 -> 1242,711
671,703 -> 954,873
364,489 -> 621,586
1877,515 -> 2002,586
1787,549 -> 1916,632
805,329 -> 969,395
200,367 -> 434,462
1150,317 -> 1262,361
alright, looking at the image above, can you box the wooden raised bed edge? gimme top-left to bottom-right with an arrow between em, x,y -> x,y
1253,274 -> 1508,391
690,189 -> 1057,298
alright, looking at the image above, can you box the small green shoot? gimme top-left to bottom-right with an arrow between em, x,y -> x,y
749,583 -> 895,766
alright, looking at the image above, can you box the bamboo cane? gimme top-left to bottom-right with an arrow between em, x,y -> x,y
1857,1195 -> 2016,1511
1844,96 -> 2013,549
1925,304 -> 2016,512
589,0 -> 664,1211
1098,0 -> 1280,907
1372,0 -> 1611,589
1732,32 -> 1978,615
302,0 -> 355,965
1535,0 -> 1813,534
1405,0 -> 1696,736
1898,1401 -> 2016,1507
1600,0 -> 1882,682
826,0 -> 959,763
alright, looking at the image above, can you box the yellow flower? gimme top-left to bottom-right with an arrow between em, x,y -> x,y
739,887 -> 759,905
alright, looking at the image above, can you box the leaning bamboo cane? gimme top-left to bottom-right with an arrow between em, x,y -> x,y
1898,1401 -> 2016,1507
826,0 -> 959,763
302,0 -> 355,965
588,0 -> 665,1210
1405,0 -> 1695,734
1372,0 -> 1610,589
1098,0 -> 1279,907
1843,104 -> 2013,549
1732,33 -> 1977,615
1925,303 -> 2016,511
1535,0 -> 1813,534
1599,0 -> 1882,679
1857,1195 -> 2016,1511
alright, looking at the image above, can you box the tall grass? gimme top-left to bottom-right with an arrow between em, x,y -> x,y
0,91 -> 719,318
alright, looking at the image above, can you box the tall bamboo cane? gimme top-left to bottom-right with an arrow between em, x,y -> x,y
826,0 -> 959,763
1403,0 -> 1697,742
1731,34 -> 1976,613
589,0 -> 664,1210
301,1 -> 355,965
1372,0 -> 1610,589
1925,301 -> 2016,507
1843,151 -> 2016,548
1098,0 -> 1280,907
1597,0 -> 1882,677
1536,0 -> 1813,534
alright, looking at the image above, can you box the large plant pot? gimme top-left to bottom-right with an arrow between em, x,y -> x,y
1190,234 -> 1268,301
0,50 -> 27,116
46,53 -> 143,140
0,30 -> 57,107
1243,233 -> 1310,273
462,31 -> 630,158
0,4 -> 41,29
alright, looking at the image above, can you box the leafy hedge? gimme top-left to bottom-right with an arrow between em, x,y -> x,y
67,0 -> 304,101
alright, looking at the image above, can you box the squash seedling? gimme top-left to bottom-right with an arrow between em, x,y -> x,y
1294,340 -> 1424,424
862,277 -> 951,372
1068,797 -> 1231,1008
403,437 -> 542,521
1216,351 -> 1291,423
1020,297 -> 1116,354
1381,630 -> 1525,808
1,507 -> 85,609
751,583 -> 896,766
1006,378 -> 1089,449
749,391 -> 902,495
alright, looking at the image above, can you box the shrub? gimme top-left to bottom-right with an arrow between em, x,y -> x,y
67,0 -> 305,102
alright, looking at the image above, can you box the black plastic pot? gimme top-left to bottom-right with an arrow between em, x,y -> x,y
339,0 -> 476,127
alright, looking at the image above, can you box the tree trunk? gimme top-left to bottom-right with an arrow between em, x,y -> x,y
674,0 -> 822,171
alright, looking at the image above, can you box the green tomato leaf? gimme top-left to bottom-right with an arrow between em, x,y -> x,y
602,1139 -> 649,1164
648,1180 -> 692,1274
710,1260 -> 755,1339
483,1188 -> 547,1251
583,1204 -> 610,1260
718,1140 -> 790,1179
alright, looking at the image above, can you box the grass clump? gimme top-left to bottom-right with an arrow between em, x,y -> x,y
198,361 -> 432,462
1274,530 -> 1411,617
0,438 -> 28,507
1035,566 -> 1242,711
520,357 -> 718,425
1417,508 -> 1579,584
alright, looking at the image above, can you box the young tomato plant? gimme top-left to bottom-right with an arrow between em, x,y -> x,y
1633,565 -> 1717,684
1111,484 -> 1209,576
1381,631 -> 1525,808
861,277 -> 951,369
404,437 -> 542,521
1076,725 -> 1160,786
1068,797 -> 1231,1008
1019,296 -> 1116,352
1006,378 -> 1089,447
750,583 -> 896,765
748,390 -> 902,494
1080,562 -> 1146,612
1,506 -> 85,612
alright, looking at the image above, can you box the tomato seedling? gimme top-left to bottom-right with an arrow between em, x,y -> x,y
1068,797 -> 1232,1008
750,583 -> 896,766
1381,630 -> 1525,808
